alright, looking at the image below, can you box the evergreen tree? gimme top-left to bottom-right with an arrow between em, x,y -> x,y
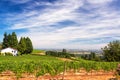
2,32 -> 18,49
7,34 -> 12,47
11,32 -> 18,49
18,37 -> 26,55
2,32 -> 8,49
25,37 -> 33,54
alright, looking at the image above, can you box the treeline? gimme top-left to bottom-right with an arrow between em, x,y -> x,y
45,49 -> 75,58
79,40 -> 120,62
46,40 -> 120,62
79,52 -> 102,61
2,32 -> 33,55
2,32 -> 18,49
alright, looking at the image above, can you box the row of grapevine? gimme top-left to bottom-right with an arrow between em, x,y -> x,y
0,60 -> 65,78
66,59 -> 119,73
0,58 -> 119,79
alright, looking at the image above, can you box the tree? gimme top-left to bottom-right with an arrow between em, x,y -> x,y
25,37 -> 33,54
2,32 -> 18,49
0,42 -> 2,50
18,37 -> 33,54
45,49 -> 71,58
18,37 -> 26,55
2,32 -> 33,55
7,34 -> 12,47
11,32 -> 18,49
89,52 -> 96,60
102,40 -> 120,61
62,49 -> 67,53
2,32 -> 9,49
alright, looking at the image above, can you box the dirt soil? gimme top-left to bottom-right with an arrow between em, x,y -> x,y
0,70 -> 117,80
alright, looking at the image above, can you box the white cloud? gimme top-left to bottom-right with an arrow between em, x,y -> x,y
87,0 -> 114,4
10,0 -> 31,4
9,0 -> 83,30
6,0 -> 120,49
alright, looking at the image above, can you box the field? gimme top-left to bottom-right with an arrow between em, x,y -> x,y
0,54 -> 119,80
32,49 -> 45,54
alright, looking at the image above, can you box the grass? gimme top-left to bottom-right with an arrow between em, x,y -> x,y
0,54 -> 60,62
32,49 -> 45,55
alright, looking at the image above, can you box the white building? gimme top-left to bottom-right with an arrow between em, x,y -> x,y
0,47 -> 18,56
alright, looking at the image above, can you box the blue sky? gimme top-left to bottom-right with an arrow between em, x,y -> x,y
0,0 -> 120,50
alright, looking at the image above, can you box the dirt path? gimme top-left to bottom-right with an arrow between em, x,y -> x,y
58,57 -> 72,61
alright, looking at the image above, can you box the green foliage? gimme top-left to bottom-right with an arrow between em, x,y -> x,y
7,34 -> 11,47
5,52 -> 13,56
89,52 -> 96,60
46,51 -> 57,56
2,32 -> 9,49
72,58 -> 119,72
18,37 -> 33,55
102,40 -> 120,61
25,37 -> 33,54
32,49 -> 45,54
0,55 -> 119,78
62,48 -> 67,53
0,42 -> 2,50
79,52 -> 102,61
45,50 -> 72,58
0,55 -> 63,78
18,37 -> 26,55
11,32 -> 18,49
2,32 -> 33,54
2,32 -> 18,49
45,49 -> 74,58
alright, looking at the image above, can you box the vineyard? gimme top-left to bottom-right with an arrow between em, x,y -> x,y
0,55 -> 119,79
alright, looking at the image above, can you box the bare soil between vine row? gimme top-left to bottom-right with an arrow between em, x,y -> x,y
0,70 -> 116,80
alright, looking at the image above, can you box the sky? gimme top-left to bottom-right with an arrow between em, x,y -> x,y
0,0 -> 120,50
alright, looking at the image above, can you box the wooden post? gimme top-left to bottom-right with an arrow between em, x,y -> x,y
62,61 -> 66,80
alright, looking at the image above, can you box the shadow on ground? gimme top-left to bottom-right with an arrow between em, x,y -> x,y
109,78 -> 117,80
